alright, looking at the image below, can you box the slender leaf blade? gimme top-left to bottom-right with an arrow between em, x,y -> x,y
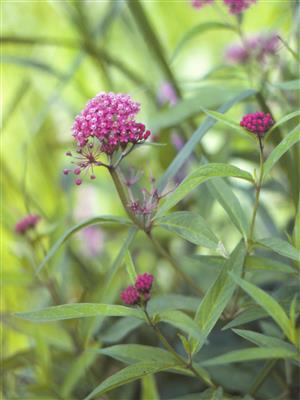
155,211 -> 219,249
256,237 -> 300,262
15,303 -> 145,322
156,164 -> 253,218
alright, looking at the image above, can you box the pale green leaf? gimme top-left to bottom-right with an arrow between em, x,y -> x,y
265,110 -> 300,139
256,237 -> 300,262
230,274 -> 293,341
155,211 -> 219,249
141,375 -> 160,400
84,361 -> 177,400
156,164 -> 253,218
125,251 -> 138,284
207,178 -> 249,238
245,255 -> 296,274
158,310 -> 205,342
263,124 -> 300,178
37,215 -> 132,273
100,317 -> 144,344
232,329 -> 294,350
15,303 -> 145,322
192,241 -> 246,353
201,347 -> 298,366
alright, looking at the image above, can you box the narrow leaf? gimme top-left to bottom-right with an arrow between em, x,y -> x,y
157,89 -> 257,193
207,178 -> 249,238
201,347 -> 298,366
37,215 -> 132,273
245,255 -> 296,274
263,124 -> 300,178
155,211 -> 219,249
84,361 -> 177,400
100,318 -> 144,344
256,237 -> 300,262
230,274 -> 293,341
192,241 -> 246,352
15,303 -> 145,322
232,329 -> 294,350
158,310 -> 205,342
125,251 -> 138,284
265,110 -> 300,138
156,164 -> 253,218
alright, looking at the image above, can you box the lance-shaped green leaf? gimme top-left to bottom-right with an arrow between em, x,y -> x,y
201,109 -> 256,142
191,241 -> 246,353
265,110 -> 300,139
15,303 -> 145,322
158,310 -> 205,342
100,317 -> 144,344
222,306 -> 267,330
229,274 -> 294,342
148,295 -> 200,314
207,178 -> 249,238
155,211 -> 219,249
84,361 -> 178,400
37,215 -> 132,273
156,164 -> 253,218
171,22 -> 236,62
271,80 -> 300,91
98,344 -> 177,364
245,255 -> 296,274
201,347 -> 298,366
256,237 -> 300,262
125,251 -> 138,284
157,89 -> 257,193
263,124 -> 300,178
232,329 -> 295,350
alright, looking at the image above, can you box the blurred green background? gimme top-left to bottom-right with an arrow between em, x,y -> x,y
2,0 -> 299,398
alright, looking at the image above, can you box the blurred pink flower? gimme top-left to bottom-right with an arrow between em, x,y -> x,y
121,285 -> 140,305
135,273 -> 154,293
190,0 -> 214,10
225,33 -> 280,64
223,0 -> 256,14
81,227 -> 104,257
15,215 -> 40,235
157,82 -> 178,106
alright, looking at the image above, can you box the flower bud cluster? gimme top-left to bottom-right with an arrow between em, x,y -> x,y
121,273 -> 154,306
15,215 -> 40,235
240,112 -> 274,136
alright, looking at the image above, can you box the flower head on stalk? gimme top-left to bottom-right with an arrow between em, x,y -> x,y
225,33 -> 280,65
65,92 -> 151,185
190,0 -> 214,10
121,273 -> 154,306
15,215 -> 40,235
240,112 -> 274,136
223,0 -> 256,14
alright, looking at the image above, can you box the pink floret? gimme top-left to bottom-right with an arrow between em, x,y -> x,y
240,112 -> 274,136
190,0 -> 214,10
15,215 -> 40,235
72,92 -> 151,154
135,273 -> 154,293
223,0 -> 256,14
120,285 -> 140,305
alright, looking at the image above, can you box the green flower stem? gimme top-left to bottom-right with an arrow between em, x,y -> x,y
248,135 -> 264,248
143,307 -> 214,388
108,166 -> 204,296
108,166 -> 144,229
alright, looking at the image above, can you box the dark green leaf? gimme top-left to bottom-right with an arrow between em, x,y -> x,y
232,329 -> 294,350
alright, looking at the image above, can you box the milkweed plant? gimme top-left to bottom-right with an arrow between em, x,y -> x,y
4,0 -> 300,399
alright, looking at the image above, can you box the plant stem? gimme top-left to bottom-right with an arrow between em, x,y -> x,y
108,166 -> 204,296
249,360 -> 277,396
248,135 -> 264,248
146,231 -> 204,297
143,307 -> 214,388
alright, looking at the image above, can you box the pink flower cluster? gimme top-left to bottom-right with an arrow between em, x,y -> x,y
225,33 -> 279,65
121,273 -> 154,306
223,0 -> 256,14
15,215 -> 40,235
240,112 -> 274,136
191,0 -> 256,13
65,92 -> 151,185
190,0 -> 213,11
157,82 -> 178,106
72,92 -> 150,153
